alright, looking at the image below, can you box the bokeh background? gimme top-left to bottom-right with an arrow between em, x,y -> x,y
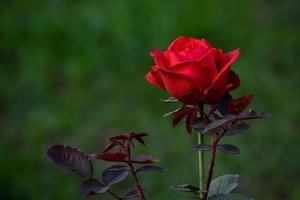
1,0 -> 299,199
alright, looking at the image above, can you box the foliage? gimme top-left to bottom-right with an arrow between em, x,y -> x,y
47,132 -> 165,199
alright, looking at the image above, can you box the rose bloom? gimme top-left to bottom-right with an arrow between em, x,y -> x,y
145,36 -> 240,105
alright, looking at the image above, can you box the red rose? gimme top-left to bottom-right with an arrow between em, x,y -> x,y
145,36 -> 240,105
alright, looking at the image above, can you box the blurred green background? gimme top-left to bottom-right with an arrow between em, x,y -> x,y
1,0 -> 299,199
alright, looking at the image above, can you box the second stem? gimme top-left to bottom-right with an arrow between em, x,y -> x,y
198,133 -> 205,199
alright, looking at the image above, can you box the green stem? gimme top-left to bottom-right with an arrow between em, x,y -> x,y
198,133 -> 205,199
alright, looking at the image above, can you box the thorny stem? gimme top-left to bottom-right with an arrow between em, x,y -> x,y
203,130 -> 226,200
125,142 -> 145,200
203,134 -> 218,200
128,163 -> 145,200
107,189 -> 123,200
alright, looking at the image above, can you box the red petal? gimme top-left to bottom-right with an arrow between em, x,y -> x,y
167,37 -> 212,65
167,51 -> 184,66
156,68 -> 196,100
145,66 -> 166,89
197,48 -> 218,71
167,36 -> 211,51
151,48 -> 167,67
213,49 -> 240,86
199,38 -> 213,48
167,36 -> 190,51
228,95 -> 254,115
164,61 -> 216,89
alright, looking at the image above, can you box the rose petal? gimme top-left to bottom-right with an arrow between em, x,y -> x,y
167,36 -> 211,51
197,48 -> 218,71
213,49 -> 240,86
167,51 -> 184,66
215,48 -> 228,71
167,36 -> 191,52
145,67 -> 166,89
156,68 -> 196,100
151,48 -> 167,67
199,38 -> 213,49
167,36 -> 212,65
168,61 -> 217,90
157,61 -> 216,103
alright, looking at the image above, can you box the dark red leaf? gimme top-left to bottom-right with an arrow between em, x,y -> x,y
224,122 -> 250,136
102,165 -> 129,186
136,165 -> 167,173
131,155 -> 160,164
202,118 -> 232,134
134,137 -> 146,146
217,144 -> 240,155
172,107 -> 191,127
109,134 -> 128,141
192,118 -> 214,134
109,132 -> 148,146
47,144 -> 93,177
130,132 -> 148,145
102,142 -> 117,153
186,108 -> 198,134
217,92 -> 233,116
228,95 -> 254,115
236,109 -> 271,120
80,178 -> 108,197
97,152 -> 128,162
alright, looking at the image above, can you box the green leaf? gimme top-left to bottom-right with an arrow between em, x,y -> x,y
209,194 -> 254,200
208,174 -> 239,197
